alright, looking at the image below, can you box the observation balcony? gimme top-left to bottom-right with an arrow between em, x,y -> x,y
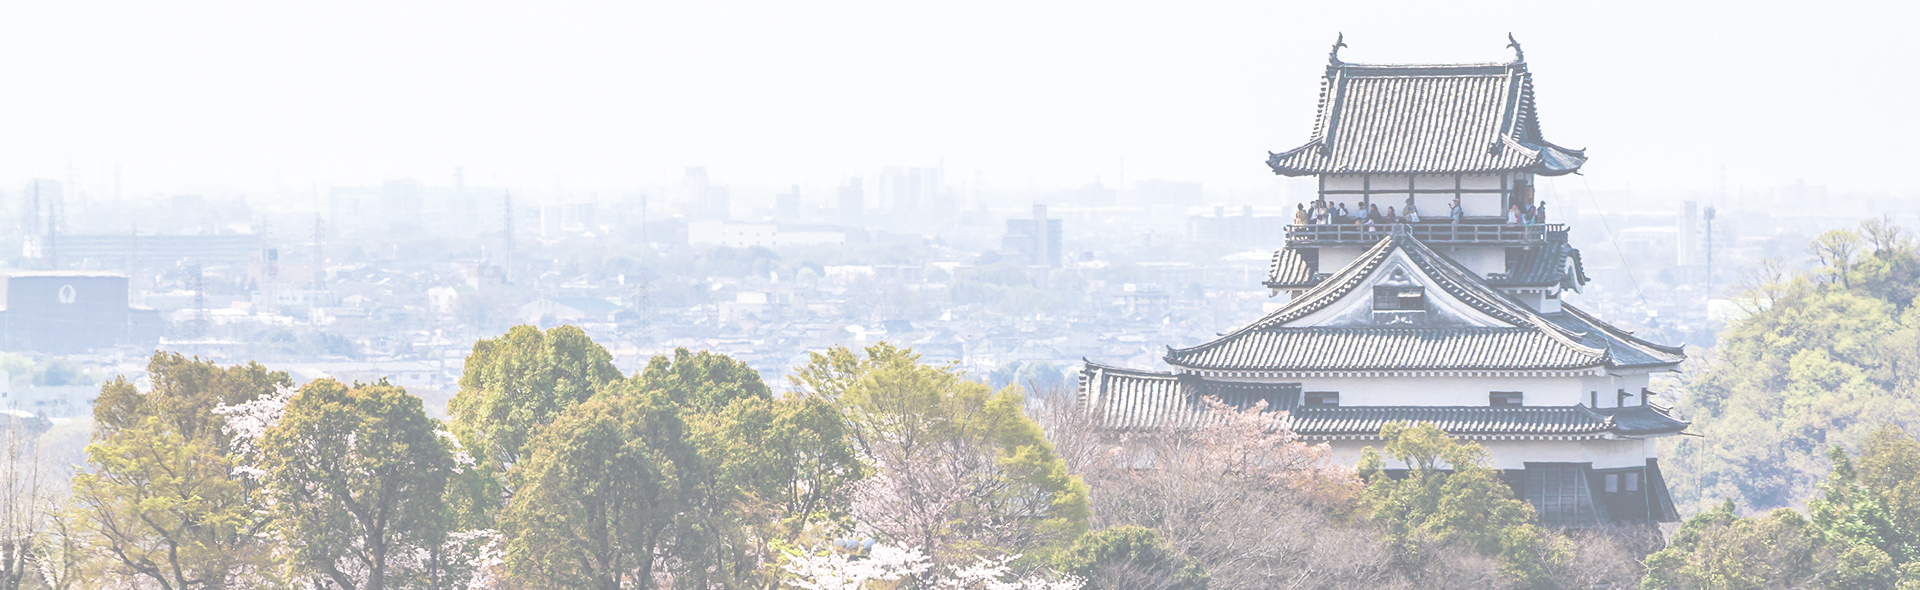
1284,222 -> 1567,246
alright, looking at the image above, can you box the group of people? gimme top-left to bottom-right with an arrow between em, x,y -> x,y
1294,196 -> 1469,227
1291,197 -> 1548,226
1506,202 -> 1548,224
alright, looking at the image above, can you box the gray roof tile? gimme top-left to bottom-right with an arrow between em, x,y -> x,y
1266,60 -> 1586,176
1165,327 -> 1604,371
1173,231 -> 1614,372
1080,363 -> 1689,437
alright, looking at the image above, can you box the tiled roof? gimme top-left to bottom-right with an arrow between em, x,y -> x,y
1545,304 -> 1686,368
1079,363 -> 1297,430
1174,231 -> 1609,372
1164,327 -> 1605,371
1266,56 -> 1586,176
1079,363 -> 1690,437
1266,248 -> 1315,286
1487,241 -> 1589,288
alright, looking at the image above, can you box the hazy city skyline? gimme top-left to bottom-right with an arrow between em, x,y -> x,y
0,1 -> 1911,199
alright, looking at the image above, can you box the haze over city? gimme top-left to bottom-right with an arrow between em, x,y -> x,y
0,0 -> 1912,196
2,2 -> 1919,588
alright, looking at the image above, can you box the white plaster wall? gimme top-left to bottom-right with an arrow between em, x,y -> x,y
1411,193 -> 1452,219
1324,175 -> 1366,191
1258,375 -> 1586,407
1579,372 -> 1654,408
1373,192 -> 1411,212
1325,438 -> 1653,470
1461,174 -> 1502,190
1537,292 -> 1561,313
1461,193 -> 1504,217
1370,174 -> 1411,189
1413,175 -> 1454,190
1440,246 -> 1506,277
1318,247 -> 1365,272
1509,291 -> 1544,310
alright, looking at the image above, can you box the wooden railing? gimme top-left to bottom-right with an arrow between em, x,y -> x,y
1285,223 -> 1566,245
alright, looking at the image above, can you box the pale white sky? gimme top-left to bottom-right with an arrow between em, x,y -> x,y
0,1 -> 1911,199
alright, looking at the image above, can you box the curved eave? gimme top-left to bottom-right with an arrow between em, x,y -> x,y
1266,140 -> 1588,177
1161,357 -> 1611,373
1262,280 -> 1322,290
1562,303 -> 1687,357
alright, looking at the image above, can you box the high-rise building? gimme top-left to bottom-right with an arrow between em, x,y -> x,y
838,178 -> 865,222
1003,205 -> 1063,267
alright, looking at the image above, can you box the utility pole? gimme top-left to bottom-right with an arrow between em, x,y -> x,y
502,191 -> 514,285
191,263 -> 207,340
45,187 -> 58,271
1704,206 -> 1716,296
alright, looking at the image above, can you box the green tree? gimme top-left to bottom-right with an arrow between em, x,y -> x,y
1667,219 -> 1920,513
1356,422 -> 1566,587
1055,526 -> 1207,590
502,348 -> 866,589
261,379 -> 453,590
70,353 -> 288,590
1809,446 -> 1913,568
446,324 -> 622,510
794,343 -> 1089,566
1640,500 -> 1827,590
501,386 -> 693,590
1858,425 -> 1920,539
652,349 -> 863,587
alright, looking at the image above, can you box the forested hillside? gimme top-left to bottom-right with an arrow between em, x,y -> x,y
1666,216 -> 1920,514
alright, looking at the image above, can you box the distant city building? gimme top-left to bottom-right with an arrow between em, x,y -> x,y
687,222 -> 847,248
1188,205 -> 1287,246
55,233 -> 262,267
1082,38 -> 1688,527
521,297 -> 627,326
0,272 -> 162,353
776,185 -> 803,218
838,178 -> 866,222
877,166 -> 942,212
684,167 -> 731,220
1677,200 -> 1698,266
1003,205 -> 1063,267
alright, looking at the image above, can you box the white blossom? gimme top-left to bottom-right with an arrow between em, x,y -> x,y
213,383 -> 298,480
437,429 -> 477,474
780,544 -> 1081,590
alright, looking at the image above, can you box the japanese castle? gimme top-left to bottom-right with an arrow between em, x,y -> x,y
1078,37 -> 1689,526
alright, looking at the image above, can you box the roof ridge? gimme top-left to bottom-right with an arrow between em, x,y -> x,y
1559,303 -> 1688,355
1080,359 -> 1178,378
1395,235 -> 1604,358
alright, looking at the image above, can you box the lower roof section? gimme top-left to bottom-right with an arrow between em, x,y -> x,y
1080,362 -> 1689,440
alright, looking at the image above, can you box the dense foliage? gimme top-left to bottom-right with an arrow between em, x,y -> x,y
1644,425 -> 1920,589
1668,217 -> 1920,513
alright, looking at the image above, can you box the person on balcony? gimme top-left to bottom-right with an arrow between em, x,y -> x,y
1384,206 -> 1398,224
1536,201 -> 1548,224
1405,198 -> 1421,223
1508,204 -> 1524,224
1449,197 -> 1463,224
1295,203 -> 1309,225
1336,203 -> 1351,224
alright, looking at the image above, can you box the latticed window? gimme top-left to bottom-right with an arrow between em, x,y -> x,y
1372,286 -> 1426,310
